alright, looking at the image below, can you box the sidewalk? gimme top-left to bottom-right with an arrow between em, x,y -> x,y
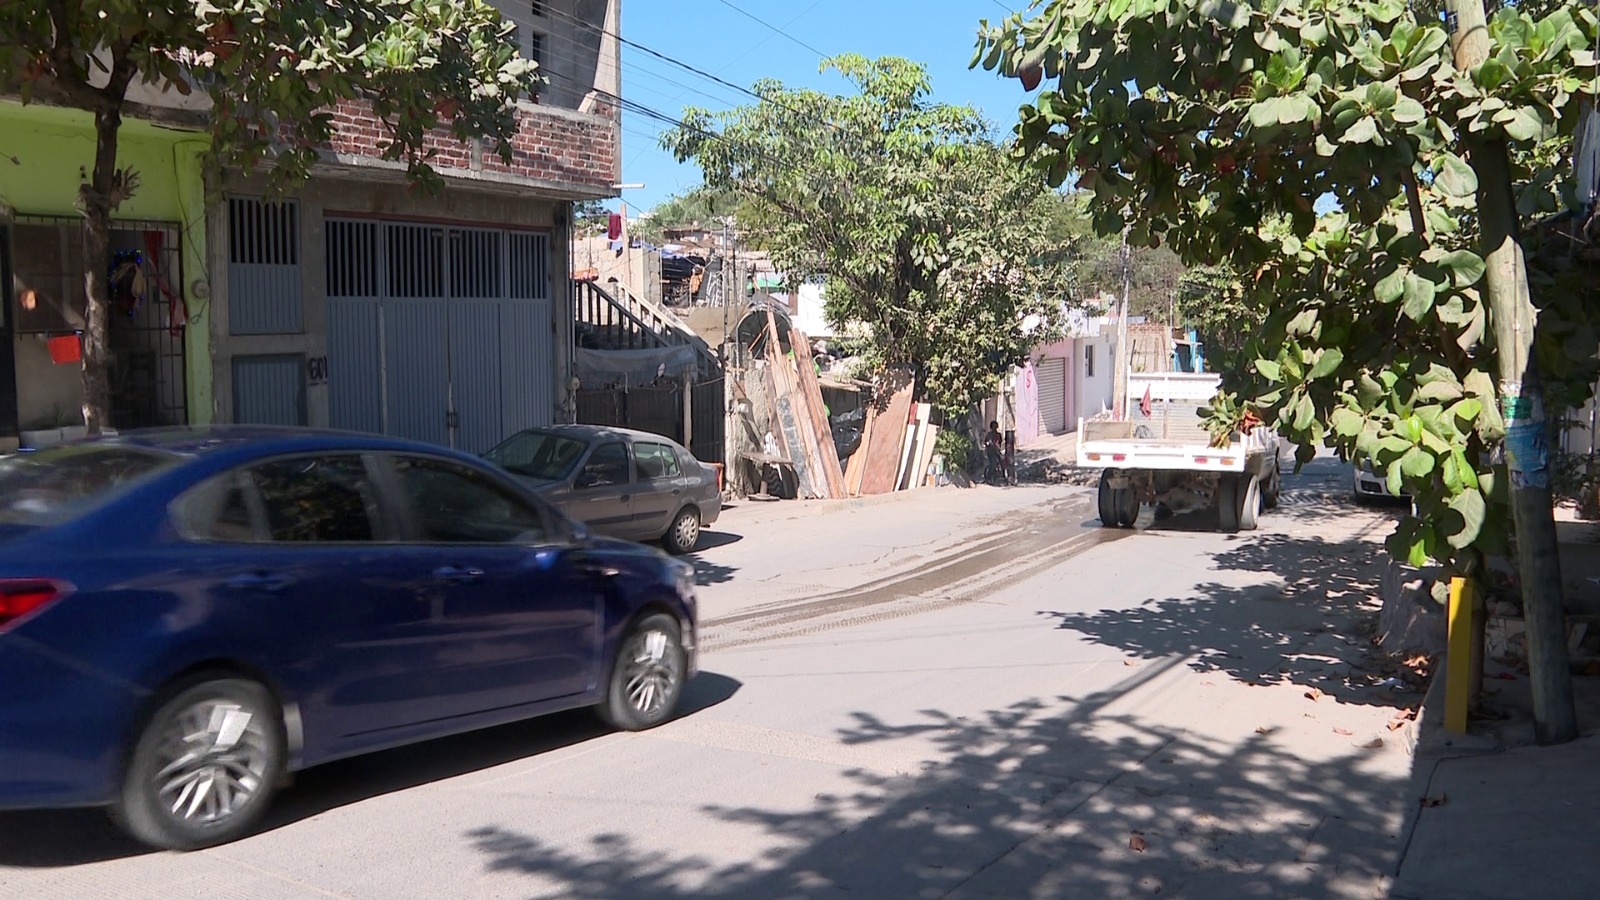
1391,651 -> 1600,899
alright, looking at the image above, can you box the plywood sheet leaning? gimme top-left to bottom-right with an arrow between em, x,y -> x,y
857,380 -> 915,495
915,423 -> 940,488
765,309 -> 831,498
897,402 -> 931,491
843,402 -> 876,497
788,326 -> 846,498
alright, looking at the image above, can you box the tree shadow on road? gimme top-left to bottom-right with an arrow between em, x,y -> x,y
1042,524 -> 1416,711
460,659 -> 1403,899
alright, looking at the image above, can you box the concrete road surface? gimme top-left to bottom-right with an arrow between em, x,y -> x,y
0,455 -> 1420,899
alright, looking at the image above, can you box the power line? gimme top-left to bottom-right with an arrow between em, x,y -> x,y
709,0 -> 829,59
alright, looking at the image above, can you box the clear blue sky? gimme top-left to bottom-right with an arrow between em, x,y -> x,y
607,0 -> 1029,212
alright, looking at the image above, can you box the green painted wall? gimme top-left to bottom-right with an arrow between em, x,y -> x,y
0,100 -> 212,426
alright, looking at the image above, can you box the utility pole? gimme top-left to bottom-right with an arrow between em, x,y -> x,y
1444,0 -> 1576,744
1112,228 -> 1132,418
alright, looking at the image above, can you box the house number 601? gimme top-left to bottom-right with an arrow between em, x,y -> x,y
307,356 -> 329,385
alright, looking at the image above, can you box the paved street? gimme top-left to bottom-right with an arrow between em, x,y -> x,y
0,457 -> 1423,899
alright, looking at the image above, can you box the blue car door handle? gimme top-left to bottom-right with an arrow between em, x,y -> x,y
225,572 -> 292,592
433,566 -> 485,585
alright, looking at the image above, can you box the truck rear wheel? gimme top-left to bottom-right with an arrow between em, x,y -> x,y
1217,475 -> 1240,532
1097,470 -> 1119,527
1097,471 -> 1137,528
1237,473 -> 1262,531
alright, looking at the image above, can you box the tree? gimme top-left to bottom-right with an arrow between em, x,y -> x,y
662,55 -> 1071,413
0,0 -> 539,434
977,0 -> 1596,741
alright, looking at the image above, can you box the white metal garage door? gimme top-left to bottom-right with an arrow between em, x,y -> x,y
1037,356 -> 1067,434
325,219 -> 553,453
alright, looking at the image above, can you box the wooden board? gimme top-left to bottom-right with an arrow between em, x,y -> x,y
765,310 -> 834,498
844,402 -> 876,497
915,423 -> 939,488
788,326 -> 846,498
858,381 -> 914,495
897,403 -> 931,491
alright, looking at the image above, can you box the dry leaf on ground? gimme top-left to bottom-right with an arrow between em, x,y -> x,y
1255,725 -> 1275,735
1356,738 -> 1384,749
1304,688 -> 1325,701
1332,727 -> 1353,735
1129,833 -> 1147,852
1420,794 -> 1448,808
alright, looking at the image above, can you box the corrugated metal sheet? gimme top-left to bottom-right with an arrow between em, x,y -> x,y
499,297 -> 553,437
227,198 -> 303,335
508,232 -> 550,300
450,228 -> 503,299
384,300 -> 450,447
328,298 -> 383,435
1037,356 -> 1067,434
449,299 -> 504,454
233,355 -> 305,426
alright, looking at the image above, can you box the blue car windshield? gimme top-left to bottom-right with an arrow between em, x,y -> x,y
0,445 -> 181,525
484,431 -> 588,481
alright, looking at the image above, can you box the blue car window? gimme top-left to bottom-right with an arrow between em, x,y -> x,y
249,456 -> 379,543
0,445 -> 180,525
172,471 -> 263,542
392,456 -> 547,544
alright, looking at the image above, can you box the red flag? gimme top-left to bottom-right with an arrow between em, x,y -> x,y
1140,384 -> 1153,418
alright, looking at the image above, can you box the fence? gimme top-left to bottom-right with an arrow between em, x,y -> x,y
576,375 -> 725,465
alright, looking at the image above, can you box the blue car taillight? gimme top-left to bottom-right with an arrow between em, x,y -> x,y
0,579 -> 74,632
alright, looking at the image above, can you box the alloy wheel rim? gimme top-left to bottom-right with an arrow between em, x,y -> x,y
675,515 -> 698,549
152,699 -> 270,827
622,629 -> 680,718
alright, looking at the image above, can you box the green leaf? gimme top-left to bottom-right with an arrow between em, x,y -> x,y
1308,346 -> 1344,379
1342,115 -> 1379,144
1293,392 -> 1316,431
1435,153 -> 1478,198
1375,267 -> 1406,303
1446,488 -> 1486,549
1448,396 -> 1483,426
1331,406 -> 1364,437
1438,250 -> 1486,287
1365,82 -> 1398,110
1502,107 -> 1541,142
1402,273 -> 1438,321
1255,358 -> 1283,382
1417,380 -> 1464,403
1400,446 -> 1435,478
1249,97 -> 1283,129
1391,96 -> 1426,124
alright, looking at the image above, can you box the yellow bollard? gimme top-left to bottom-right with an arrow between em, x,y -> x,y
1444,576 -> 1477,734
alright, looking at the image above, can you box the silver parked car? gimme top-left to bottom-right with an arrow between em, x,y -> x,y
485,425 -> 720,554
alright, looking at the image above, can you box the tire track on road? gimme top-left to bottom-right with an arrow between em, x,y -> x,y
702,495 -> 1128,651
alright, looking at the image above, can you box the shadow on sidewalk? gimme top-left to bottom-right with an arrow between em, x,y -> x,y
462,659 -> 1403,898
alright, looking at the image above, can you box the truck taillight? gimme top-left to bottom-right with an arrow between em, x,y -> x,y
0,579 -> 73,632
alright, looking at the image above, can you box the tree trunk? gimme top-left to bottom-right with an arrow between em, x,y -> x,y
1446,0 -> 1577,744
79,104 -> 123,436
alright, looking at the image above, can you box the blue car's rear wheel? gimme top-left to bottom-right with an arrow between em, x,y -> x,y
597,613 -> 686,731
113,677 -> 285,850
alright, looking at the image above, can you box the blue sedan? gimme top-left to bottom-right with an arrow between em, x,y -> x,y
0,427 -> 697,851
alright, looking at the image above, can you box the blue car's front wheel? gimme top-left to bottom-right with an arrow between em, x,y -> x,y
113,677 -> 285,851
598,614 -> 686,731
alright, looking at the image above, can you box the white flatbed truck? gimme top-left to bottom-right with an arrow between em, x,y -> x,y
1077,371 -> 1281,531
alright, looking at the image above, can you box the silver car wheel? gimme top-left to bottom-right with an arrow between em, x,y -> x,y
152,699 -> 271,827
622,627 -> 681,719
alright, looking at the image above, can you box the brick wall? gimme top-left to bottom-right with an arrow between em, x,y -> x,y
321,98 -> 616,193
